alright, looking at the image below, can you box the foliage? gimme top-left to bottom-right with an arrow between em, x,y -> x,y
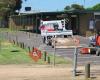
64,4 -> 85,11
0,0 -> 23,12
64,6 -> 71,10
14,0 -> 22,11
65,3 -> 100,11
86,7 -> 92,10
92,3 -> 100,10
71,4 -> 85,10
86,3 -> 100,10
0,0 -> 27,17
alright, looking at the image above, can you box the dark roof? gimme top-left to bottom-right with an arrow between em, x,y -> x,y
11,10 -> 100,17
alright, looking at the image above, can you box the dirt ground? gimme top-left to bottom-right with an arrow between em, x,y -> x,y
0,64 -> 100,80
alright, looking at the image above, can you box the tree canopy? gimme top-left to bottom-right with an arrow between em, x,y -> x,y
71,4 -> 84,10
64,3 -> 100,11
14,0 -> 22,11
64,4 -> 85,11
92,3 -> 100,10
86,3 -> 100,10
0,0 -> 23,16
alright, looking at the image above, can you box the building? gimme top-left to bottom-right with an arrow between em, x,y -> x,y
9,10 -> 100,36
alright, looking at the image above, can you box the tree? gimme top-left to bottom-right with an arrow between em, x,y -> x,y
64,4 -> 85,11
92,3 -> 100,10
64,6 -> 71,10
71,4 -> 85,10
0,0 -> 26,27
0,0 -> 25,15
13,0 -> 22,11
86,3 -> 100,10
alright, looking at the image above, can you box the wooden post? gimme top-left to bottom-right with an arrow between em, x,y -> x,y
48,56 -> 50,64
28,46 -> 31,53
22,43 -> 24,49
44,51 -> 47,61
32,46 -> 34,51
73,47 -> 78,77
85,63 -> 90,79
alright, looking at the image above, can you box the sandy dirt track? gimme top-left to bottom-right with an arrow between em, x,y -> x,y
0,65 -> 73,80
0,65 -> 100,80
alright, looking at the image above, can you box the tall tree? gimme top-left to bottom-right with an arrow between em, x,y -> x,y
0,0 -> 25,27
0,0 -> 24,15
14,0 -> 22,11
71,4 -> 85,10
86,3 -> 100,10
64,6 -> 71,10
92,3 -> 100,10
64,4 -> 85,11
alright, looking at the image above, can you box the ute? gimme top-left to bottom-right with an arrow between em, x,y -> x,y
39,19 -> 73,45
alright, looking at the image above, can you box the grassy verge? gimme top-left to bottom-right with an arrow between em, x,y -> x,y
0,41 -> 71,65
0,41 -> 44,64
0,28 -> 18,33
0,28 -> 11,32
0,28 -> 72,65
43,53 -> 71,64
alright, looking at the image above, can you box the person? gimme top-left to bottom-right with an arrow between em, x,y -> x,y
96,31 -> 100,46
96,31 -> 100,56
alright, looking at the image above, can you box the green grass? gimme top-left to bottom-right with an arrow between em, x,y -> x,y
0,41 -> 40,64
42,51 -> 72,65
0,28 -> 71,65
0,28 -> 17,33
0,40 -> 71,65
0,28 -> 11,32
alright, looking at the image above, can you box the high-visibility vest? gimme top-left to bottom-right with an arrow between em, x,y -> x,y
96,35 -> 100,46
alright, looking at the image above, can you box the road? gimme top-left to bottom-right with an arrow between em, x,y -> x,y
1,31 -> 100,65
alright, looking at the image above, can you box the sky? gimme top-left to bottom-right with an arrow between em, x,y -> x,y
20,0 -> 100,12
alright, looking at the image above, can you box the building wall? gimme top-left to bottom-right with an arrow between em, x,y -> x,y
9,12 -> 98,35
95,15 -> 100,31
9,15 -> 35,31
79,13 -> 94,36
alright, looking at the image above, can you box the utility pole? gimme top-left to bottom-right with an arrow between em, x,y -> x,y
54,36 -> 56,66
73,47 -> 78,77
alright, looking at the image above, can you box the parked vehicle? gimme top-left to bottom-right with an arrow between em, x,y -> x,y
39,19 -> 73,45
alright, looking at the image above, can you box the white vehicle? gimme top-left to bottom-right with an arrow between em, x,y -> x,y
39,19 -> 73,45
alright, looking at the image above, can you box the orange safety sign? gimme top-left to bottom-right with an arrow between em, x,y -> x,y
29,48 -> 42,62
96,36 -> 100,46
